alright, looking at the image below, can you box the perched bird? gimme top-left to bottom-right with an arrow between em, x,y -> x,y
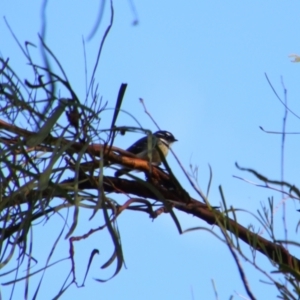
115,130 -> 178,177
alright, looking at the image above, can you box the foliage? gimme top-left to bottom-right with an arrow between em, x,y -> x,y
1,3 -> 300,300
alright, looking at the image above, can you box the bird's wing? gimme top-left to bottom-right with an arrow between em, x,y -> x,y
126,135 -> 156,154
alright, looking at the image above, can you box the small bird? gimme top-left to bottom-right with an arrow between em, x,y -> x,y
115,130 -> 178,177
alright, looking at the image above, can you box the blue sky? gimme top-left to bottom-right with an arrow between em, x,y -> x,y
2,1 -> 300,299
